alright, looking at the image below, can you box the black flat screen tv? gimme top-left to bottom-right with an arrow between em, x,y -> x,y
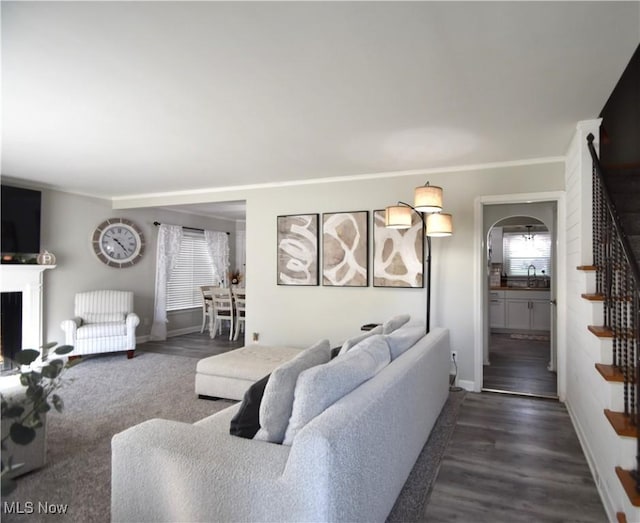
1,185 -> 42,258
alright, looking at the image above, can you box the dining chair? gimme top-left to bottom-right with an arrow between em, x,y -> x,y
199,285 -> 217,334
232,287 -> 246,341
209,288 -> 234,340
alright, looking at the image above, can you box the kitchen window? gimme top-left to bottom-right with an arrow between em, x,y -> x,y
503,232 -> 551,276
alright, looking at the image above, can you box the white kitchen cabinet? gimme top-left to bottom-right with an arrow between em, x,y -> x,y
505,299 -> 531,330
489,290 -> 505,328
495,290 -> 550,332
531,299 -> 551,331
489,226 -> 503,264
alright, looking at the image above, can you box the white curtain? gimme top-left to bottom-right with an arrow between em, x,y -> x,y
205,230 -> 230,286
150,224 -> 183,340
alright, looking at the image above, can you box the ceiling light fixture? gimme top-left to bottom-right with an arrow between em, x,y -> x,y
523,225 -> 534,241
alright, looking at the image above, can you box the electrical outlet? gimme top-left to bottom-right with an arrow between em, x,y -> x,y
450,350 -> 458,362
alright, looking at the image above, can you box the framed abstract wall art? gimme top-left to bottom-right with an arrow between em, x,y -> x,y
322,211 -> 368,287
277,213 -> 319,286
373,209 -> 424,288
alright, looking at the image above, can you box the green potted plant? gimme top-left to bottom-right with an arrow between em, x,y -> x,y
1,342 -> 76,495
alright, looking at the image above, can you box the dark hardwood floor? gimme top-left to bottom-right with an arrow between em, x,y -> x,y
138,328 -> 243,359
483,333 -> 557,398
424,392 -> 607,522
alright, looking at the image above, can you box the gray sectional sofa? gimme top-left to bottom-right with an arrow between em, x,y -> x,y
111,320 -> 451,522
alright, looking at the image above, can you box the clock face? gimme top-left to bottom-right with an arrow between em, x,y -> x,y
92,219 -> 145,268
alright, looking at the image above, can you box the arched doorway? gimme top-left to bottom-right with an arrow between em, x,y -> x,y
475,199 -> 565,398
483,214 -> 556,398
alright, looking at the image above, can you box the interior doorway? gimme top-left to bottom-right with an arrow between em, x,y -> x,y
481,203 -> 558,399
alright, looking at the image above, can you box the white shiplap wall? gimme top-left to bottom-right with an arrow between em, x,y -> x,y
562,119 -> 639,522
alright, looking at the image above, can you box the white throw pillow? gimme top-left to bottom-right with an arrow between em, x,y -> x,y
337,325 -> 383,356
385,323 -> 425,360
254,339 -> 331,444
282,335 -> 391,445
381,314 -> 411,334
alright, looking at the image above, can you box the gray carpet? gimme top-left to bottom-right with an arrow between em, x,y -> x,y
3,351 -> 465,522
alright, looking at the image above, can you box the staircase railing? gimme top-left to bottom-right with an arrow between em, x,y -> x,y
587,133 -> 640,492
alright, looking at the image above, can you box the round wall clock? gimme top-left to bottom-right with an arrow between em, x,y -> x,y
92,218 -> 145,268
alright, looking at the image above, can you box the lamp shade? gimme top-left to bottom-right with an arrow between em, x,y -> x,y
414,184 -> 443,213
385,205 -> 412,229
426,213 -> 453,237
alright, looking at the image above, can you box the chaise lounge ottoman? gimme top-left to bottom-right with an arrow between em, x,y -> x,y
195,344 -> 303,400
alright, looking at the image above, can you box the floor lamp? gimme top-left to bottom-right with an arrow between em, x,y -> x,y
384,183 -> 453,334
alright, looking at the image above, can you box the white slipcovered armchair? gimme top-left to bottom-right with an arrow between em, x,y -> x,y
61,290 -> 140,359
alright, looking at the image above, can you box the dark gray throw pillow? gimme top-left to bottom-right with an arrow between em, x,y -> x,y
229,374 -> 270,439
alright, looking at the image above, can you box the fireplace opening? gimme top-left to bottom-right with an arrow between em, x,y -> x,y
1,291 -> 22,372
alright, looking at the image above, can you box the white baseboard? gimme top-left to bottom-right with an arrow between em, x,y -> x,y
167,326 -> 201,338
458,380 -> 475,391
136,326 -> 201,345
565,398 -> 616,523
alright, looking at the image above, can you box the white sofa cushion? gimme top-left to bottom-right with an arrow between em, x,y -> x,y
282,334 -> 391,445
385,322 -> 426,360
382,314 -> 411,334
337,324 -> 383,355
76,322 -> 126,339
254,339 -> 331,444
84,312 -> 125,324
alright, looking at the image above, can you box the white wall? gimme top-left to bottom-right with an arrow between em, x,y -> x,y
37,188 -> 239,344
117,160 -> 564,383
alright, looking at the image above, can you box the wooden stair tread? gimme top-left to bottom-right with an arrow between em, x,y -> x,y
616,467 -> 640,507
605,409 -> 638,438
588,325 -> 637,339
577,265 -> 597,271
617,512 -> 627,523
596,363 -> 626,383
582,293 -> 604,301
589,325 -> 613,338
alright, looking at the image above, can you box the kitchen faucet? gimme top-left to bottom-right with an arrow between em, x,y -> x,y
527,264 -> 537,287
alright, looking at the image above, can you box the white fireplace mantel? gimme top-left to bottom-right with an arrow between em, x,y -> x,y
0,264 -> 56,351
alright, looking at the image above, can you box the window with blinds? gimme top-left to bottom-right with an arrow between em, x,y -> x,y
166,231 -> 217,311
503,232 -> 551,276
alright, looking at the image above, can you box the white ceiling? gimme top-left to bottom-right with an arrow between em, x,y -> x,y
2,1 -> 639,206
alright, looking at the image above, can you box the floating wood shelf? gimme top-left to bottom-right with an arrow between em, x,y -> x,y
582,293 -> 605,301
577,265 -> 597,271
616,467 -> 640,507
605,409 -> 638,438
